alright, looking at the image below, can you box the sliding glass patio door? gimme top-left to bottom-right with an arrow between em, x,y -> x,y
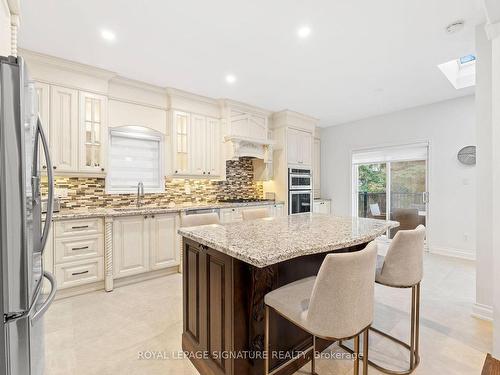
388,160 -> 427,238
353,144 -> 428,238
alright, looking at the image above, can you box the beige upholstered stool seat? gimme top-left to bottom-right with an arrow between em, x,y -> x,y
264,243 -> 377,375
362,225 -> 426,375
242,207 -> 270,221
181,212 -> 220,227
264,276 -> 315,330
375,225 -> 425,288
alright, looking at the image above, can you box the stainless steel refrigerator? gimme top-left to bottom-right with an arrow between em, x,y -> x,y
0,55 -> 56,375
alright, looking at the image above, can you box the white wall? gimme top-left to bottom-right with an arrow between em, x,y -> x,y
474,24 -> 494,321
0,0 -> 11,56
321,96 -> 477,259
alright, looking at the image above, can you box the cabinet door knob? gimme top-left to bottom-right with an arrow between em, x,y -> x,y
101,167 -> 105,172
42,165 -> 47,169
175,170 -> 178,174
53,166 -> 57,170
203,171 -> 206,175
208,171 -> 210,175
151,215 -> 155,218
144,215 -> 148,219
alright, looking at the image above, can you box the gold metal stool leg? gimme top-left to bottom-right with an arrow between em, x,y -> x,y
338,283 -> 421,375
265,305 -> 270,375
311,335 -> 317,375
353,335 -> 360,375
368,283 -> 421,375
363,328 -> 369,375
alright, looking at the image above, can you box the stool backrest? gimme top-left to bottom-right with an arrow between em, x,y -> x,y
242,208 -> 270,221
378,225 -> 425,287
181,212 -> 220,227
306,242 -> 377,339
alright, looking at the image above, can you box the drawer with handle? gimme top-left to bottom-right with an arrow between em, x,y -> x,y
55,258 -> 104,289
55,234 -> 104,264
55,218 -> 103,237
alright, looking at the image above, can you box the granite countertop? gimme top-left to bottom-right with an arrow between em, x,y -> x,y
48,200 -> 285,221
178,214 -> 399,268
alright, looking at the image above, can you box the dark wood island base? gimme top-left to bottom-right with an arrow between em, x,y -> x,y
182,237 -> 369,375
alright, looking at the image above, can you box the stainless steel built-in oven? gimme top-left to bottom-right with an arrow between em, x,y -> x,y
288,168 -> 312,190
289,190 -> 312,214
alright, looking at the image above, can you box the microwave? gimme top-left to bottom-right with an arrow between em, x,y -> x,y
288,168 -> 312,190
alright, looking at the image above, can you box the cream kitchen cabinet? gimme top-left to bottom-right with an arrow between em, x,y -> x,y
287,128 -> 312,167
79,92 -> 107,174
53,218 -> 105,289
171,110 -> 221,177
313,199 -> 331,214
42,83 -> 108,175
113,213 -> 179,279
205,116 -> 221,176
313,138 -> 321,198
113,215 -> 150,278
190,114 -> 206,175
172,111 -> 190,175
149,214 -> 179,270
49,85 -> 79,173
271,203 -> 285,217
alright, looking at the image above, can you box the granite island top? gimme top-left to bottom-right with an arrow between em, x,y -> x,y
48,200 -> 284,221
178,214 -> 399,268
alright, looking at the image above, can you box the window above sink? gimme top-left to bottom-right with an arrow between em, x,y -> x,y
106,126 -> 165,194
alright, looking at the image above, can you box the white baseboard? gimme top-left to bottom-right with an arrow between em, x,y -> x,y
472,303 -> 493,321
428,246 -> 476,261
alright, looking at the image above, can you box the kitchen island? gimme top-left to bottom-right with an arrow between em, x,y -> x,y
178,214 -> 398,375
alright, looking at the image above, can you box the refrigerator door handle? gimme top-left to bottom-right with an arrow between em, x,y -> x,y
37,116 -> 54,253
32,271 -> 57,323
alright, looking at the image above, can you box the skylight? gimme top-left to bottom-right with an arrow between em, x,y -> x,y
438,54 -> 476,89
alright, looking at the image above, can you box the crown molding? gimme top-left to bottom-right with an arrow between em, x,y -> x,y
166,87 -> 219,106
18,48 -> 117,80
272,109 -> 319,124
220,98 -> 272,117
110,76 -> 166,95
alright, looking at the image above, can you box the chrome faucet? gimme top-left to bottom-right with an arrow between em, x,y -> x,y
137,181 -> 145,207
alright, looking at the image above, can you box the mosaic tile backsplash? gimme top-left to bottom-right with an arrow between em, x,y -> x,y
41,158 -> 264,210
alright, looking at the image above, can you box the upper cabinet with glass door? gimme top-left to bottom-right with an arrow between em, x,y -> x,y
79,92 -> 107,174
172,111 -> 190,175
170,110 -> 221,178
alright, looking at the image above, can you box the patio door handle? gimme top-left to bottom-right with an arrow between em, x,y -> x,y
422,192 -> 429,204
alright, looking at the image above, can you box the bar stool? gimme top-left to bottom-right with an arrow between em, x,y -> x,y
264,242 -> 378,375
181,212 -> 220,227
369,225 -> 426,374
242,207 -> 270,221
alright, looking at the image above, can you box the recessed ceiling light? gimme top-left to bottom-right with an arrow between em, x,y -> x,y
297,26 -> 312,39
445,20 -> 465,34
225,74 -> 236,84
100,29 -> 116,42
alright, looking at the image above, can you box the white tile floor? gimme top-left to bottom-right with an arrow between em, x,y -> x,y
44,253 -> 491,375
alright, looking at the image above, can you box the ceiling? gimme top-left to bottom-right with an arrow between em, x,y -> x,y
18,0 -> 485,126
